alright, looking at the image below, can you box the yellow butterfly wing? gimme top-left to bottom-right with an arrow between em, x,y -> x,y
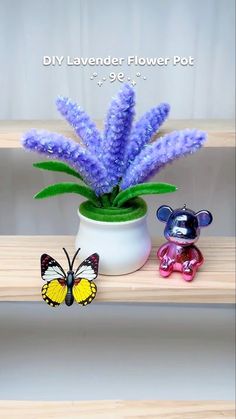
73,279 -> 97,306
41,279 -> 67,307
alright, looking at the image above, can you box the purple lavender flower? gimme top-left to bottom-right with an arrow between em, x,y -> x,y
125,103 -> 170,165
22,129 -> 110,195
102,84 -> 135,187
56,96 -> 102,154
22,85 -> 208,202
120,129 -> 206,189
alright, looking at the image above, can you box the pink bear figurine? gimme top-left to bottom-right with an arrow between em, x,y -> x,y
156,205 -> 213,281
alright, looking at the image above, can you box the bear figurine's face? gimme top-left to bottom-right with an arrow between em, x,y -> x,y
156,205 -> 213,246
164,208 -> 200,245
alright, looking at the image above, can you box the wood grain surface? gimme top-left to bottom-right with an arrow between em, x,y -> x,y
0,400 -> 235,418
0,236 -> 234,303
0,119 -> 234,148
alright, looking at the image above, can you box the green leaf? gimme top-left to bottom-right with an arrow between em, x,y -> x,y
33,161 -> 83,180
113,182 -> 177,207
34,182 -> 100,206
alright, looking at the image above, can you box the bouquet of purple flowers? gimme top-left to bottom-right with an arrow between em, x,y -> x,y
22,84 -> 206,214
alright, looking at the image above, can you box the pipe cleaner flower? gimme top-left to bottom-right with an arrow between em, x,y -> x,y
120,129 -> 206,189
56,96 -> 102,155
22,129 -> 110,195
22,84 -> 207,209
125,102 -> 170,165
102,84 -> 135,186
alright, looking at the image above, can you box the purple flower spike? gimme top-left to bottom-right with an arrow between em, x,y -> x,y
120,129 -> 206,189
22,129 -> 110,195
102,84 -> 135,187
56,96 -> 102,154
125,103 -> 170,165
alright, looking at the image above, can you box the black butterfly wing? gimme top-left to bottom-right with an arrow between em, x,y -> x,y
41,253 -> 66,282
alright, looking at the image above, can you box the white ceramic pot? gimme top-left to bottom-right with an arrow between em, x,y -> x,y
75,210 -> 152,275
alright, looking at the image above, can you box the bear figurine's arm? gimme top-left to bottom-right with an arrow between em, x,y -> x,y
157,242 -> 170,260
189,245 -> 204,266
157,242 -> 176,277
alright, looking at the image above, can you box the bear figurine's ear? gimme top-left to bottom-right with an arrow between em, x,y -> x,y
156,205 -> 173,223
196,210 -> 213,227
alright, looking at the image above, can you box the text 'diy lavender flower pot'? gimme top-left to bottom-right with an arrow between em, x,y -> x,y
75,198 -> 151,275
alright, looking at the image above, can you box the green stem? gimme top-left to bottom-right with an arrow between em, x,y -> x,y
110,186 -> 120,204
100,194 -> 111,207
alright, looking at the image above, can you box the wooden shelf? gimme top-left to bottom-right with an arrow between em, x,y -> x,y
0,119 -> 234,148
0,236 -> 234,304
0,400 -> 234,418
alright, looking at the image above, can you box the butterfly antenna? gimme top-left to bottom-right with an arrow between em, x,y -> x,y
71,248 -> 81,270
62,248 -> 72,270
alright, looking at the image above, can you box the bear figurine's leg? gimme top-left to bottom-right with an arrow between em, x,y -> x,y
159,255 -> 174,278
182,261 -> 197,281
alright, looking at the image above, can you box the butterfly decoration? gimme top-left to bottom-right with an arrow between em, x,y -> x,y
41,248 -> 99,307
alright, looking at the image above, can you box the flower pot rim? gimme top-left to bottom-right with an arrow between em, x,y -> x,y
78,209 -> 148,226
78,197 -> 148,223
